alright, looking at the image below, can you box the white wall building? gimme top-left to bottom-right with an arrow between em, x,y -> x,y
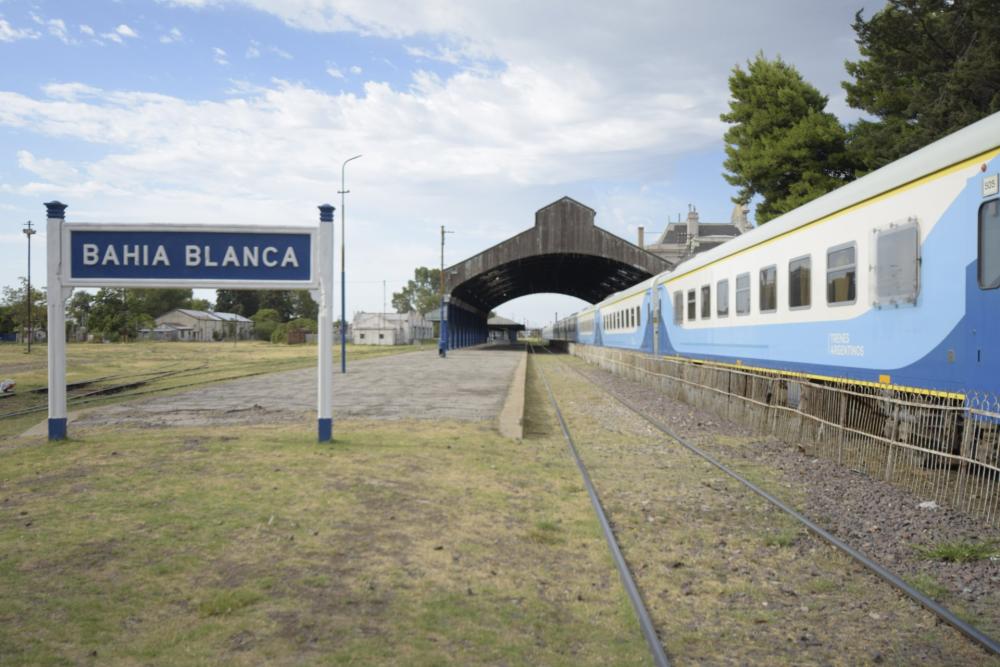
352,311 -> 432,346
152,309 -> 254,341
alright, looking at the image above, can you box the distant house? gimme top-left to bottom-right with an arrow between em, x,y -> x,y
352,312 -> 432,346
150,309 -> 254,341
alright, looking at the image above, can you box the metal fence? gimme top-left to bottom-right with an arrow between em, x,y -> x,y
570,344 -> 1000,527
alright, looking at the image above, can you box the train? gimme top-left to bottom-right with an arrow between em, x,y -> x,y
545,110 -> 1000,400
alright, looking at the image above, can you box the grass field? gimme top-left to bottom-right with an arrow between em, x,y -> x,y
0,341 -> 431,438
0,406 -> 649,664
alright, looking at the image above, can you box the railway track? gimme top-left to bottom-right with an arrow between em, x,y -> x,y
528,343 -> 1000,663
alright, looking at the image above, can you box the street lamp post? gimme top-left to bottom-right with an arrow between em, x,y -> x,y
338,154 -> 362,373
23,220 -> 35,353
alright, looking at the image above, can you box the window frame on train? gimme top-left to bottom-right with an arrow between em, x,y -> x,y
789,254 -> 811,310
735,272 -> 750,316
700,284 -> 711,319
717,278 -> 729,318
827,242 -> 857,306
874,219 -> 921,305
673,291 -> 683,324
687,289 -> 697,321
978,199 -> 1000,289
759,264 -> 777,314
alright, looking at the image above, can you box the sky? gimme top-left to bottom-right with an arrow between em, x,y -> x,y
0,0 -> 881,327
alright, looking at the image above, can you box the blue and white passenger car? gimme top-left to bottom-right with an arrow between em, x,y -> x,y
549,110 -> 1000,399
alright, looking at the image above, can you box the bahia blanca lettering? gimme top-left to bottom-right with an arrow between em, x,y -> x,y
82,243 -> 299,268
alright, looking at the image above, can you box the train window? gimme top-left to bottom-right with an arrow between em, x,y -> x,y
673,291 -> 683,324
827,243 -> 857,304
875,220 -> 920,304
789,255 -> 811,309
717,279 -> 729,317
635,306 -> 640,326
687,289 -> 696,320
736,273 -> 750,315
759,265 -> 777,313
700,285 -> 711,319
979,200 -> 1000,289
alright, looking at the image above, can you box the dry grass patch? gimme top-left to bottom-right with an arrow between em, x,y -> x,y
0,415 -> 649,665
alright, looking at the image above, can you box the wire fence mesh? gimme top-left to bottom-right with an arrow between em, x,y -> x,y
570,343 -> 1000,526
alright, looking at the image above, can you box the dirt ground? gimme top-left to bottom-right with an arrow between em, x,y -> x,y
535,352 -> 1000,666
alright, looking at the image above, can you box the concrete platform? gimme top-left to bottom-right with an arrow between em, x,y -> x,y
39,346 -> 526,432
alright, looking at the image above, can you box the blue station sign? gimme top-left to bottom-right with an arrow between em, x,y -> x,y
63,225 -> 317,288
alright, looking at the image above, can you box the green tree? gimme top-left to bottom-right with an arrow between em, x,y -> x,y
187,297 -> 213,311
89,289 -> 133,341
67,291 -> 94,338
215,289 -> 260,317
392,267 -> 442,314
844,0 -> 1000,173
721,54 -> 854,224
1,278 -> 47,334
291,290 -> 318,321
251,308 -> 281,341
126,288 -> 193,319
259,290 -> 295,321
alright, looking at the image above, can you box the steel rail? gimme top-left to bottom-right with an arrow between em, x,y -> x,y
543,346 -> 1000,658
529,345 -> 671,667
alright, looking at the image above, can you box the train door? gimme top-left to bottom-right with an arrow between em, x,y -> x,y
976,197 -> 1000,385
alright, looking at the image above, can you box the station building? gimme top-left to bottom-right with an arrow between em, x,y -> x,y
149,308 -> 254,341
640,204 -> 751,265
352,311 -> 433,346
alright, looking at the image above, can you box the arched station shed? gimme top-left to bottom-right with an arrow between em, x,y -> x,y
442,197 -> 673,350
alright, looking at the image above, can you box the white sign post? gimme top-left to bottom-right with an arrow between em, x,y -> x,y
43,200 -> 335,443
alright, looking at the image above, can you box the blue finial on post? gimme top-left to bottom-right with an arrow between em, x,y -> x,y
45,201 -> 67,219
318,204 -> 335,223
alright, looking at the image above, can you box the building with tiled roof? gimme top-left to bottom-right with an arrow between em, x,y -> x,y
639,204 -> 752,266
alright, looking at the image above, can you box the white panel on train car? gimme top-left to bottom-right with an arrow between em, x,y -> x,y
986,173 -> 999,197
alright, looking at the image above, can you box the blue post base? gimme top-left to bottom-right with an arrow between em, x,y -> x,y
48,418 -> 67,441
318,418 -> 332,442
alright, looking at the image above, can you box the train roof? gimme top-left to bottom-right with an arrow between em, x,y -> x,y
665,110 -> 1000,282
595,274 -> 657,308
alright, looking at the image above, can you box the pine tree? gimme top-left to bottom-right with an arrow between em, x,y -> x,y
721,54 -> 854,224
843,0 -> 1000,173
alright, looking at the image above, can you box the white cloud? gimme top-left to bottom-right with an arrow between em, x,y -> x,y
1,1 -> 884,320
79,24 -> 95,36
115,24 -> 138,39
47,18 -> 73,44
160,27 -> 182,43
17,150 -> 80,182
269,45 -> 291,59
0,18 -> 40,42
247,40 -> 292,60
101,31 -> 122,43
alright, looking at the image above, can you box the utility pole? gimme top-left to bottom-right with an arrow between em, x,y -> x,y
338,154 -> 362,372
382,279 -> 386,345
439,225 -> 453,357
22,220 -> 35,353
